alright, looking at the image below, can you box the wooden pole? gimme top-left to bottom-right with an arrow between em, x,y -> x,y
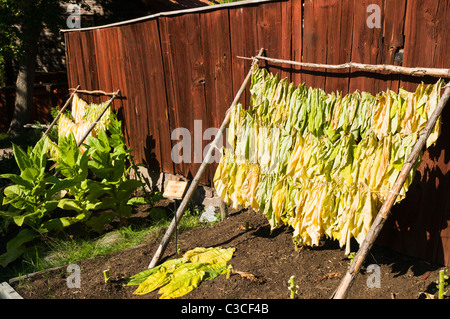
332,84 -> 450,299
68,88 -> 120,96
237,55 -> 450,78
147,48 -> 265,269
42,85 -> 80,138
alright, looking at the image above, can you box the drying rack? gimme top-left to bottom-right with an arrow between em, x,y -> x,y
146,47 -> 450,298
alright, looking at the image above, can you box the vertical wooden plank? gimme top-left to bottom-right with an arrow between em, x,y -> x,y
93,28 -> 113,97
322,0 -> 354,94
121,24 -> 145,166
229,5 -> 258,107
401,0 -> 450,91
291,0 -> 303,87
380,0 -> 406,93
112,26 -> 133,155
69,32 -> 87,92
139,19 -> 174,175
255,1 -> 282,78
302,0 -> 327,90
159,13 -> 207,181
280,0 -> 292,82
79,31 -> 99,103
200,9 -> 234,183
348,0 -> 384,95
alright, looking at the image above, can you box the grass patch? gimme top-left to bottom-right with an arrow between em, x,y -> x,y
1,206 -> 210,282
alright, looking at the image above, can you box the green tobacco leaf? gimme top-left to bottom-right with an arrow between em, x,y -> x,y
39,215 -> 82,232
126,196 -> 147,206
182,247 -> 235,264
149,207 -> 166,222
12,143 -> 31,172
2,184 -> 29,208
30,136 -> 49,169
117,179 -> 143,199
85,212 -> 115,233
57,198 -> 83,213
0,228 -> 37,267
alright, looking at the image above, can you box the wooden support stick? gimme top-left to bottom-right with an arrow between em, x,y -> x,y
42,85 -> 80,138
332,84 -> 450,299
68,88 -> 119,96
237,55 -> 450,78
147,48 -> 265,269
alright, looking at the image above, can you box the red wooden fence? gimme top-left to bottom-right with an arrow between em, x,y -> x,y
63,0 -> 450,266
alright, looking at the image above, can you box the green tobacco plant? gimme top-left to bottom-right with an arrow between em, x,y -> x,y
52,132 -> 106,231
0,113 -> 149,267
84,120 -> 144,231
0,137 -> 76,266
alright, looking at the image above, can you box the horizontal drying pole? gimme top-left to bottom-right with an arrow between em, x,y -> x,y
68,88 -> 121,97
237,55 -> 450,78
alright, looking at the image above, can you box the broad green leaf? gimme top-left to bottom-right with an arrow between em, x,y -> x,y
57,198 -> 83,213
21,167 -> 40,183
182,247 -> 235,264
12,143 -> 31,172
85,212 -> 115,233
126,196 -> 147,206
39,216 -> 81,232
149,207 -> 166,222
30,136 -> 49,169
13,215 -> 25,227
3,184 -> 28,207
0,173 -> 33,189
0,228 -> 37,267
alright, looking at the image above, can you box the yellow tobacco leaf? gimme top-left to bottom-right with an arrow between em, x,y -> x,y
182,247 -> 235,264
158,267 -> 205,299
133,267 -> 172,295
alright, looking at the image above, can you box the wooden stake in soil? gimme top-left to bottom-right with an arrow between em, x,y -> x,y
331,84 -> 450,299
147,48 -> 265,269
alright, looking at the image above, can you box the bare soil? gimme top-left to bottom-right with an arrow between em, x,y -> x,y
10,208 -> 446,300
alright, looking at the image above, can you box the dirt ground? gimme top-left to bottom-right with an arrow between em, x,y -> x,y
10,208 -> 447,300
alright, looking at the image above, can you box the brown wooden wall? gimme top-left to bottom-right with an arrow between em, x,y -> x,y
64,0 -> 450,266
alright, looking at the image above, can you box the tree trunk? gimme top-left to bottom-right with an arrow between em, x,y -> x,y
7,24 -> 41,137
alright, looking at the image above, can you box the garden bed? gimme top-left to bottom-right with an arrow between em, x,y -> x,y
9,208 -> 446,299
